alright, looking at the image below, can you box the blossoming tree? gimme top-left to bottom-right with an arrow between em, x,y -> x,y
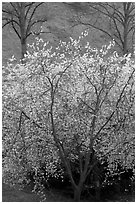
3,33 -> 134,201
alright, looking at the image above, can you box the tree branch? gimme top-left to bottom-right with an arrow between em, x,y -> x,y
2,20 -> 11,28
48,76 -> 77,189
26,3 -> 43,35
83,72 -> 98,97
112,15 -> 124,48
3,18 -> 20,26
93,69 -> 135,141
72,20 -> 122,49
21,110 -> 46,131
11,21 -> 21,39
77,97 -> 95,112
53,62 -> 72,95
10,2 -> 20,16
25,2 -> 34,18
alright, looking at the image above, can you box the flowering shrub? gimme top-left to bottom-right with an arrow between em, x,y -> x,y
2,32 -> 134,201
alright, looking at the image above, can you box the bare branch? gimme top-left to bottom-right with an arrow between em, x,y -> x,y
127,25 -> 135,35
26,3 -> 43,35
112,15 -> 124,47
2,20 -> 11,28
10,2 -> 20,16
27,19 -> 47,34
105,3 -> 125,20
25,3 -> 35,19
11,21 -> 21,39
2,9 -> 14,16
72,19 -> 122,50
28,31 -> 52,38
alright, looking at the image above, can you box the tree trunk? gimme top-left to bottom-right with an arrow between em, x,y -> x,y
21,39 -> 27,60
20,3 -> 27,60
123,25 -> 128,55
123,2 -> 129,55
95,180 -> 101,201
74,187 -> 82,202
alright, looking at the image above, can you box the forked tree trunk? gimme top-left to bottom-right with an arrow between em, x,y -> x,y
73,175 -> 86,202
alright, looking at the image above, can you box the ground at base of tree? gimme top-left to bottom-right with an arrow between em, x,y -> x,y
2,183 -> 135,202
2,183 -> 73,202
2,183 -> 40,202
